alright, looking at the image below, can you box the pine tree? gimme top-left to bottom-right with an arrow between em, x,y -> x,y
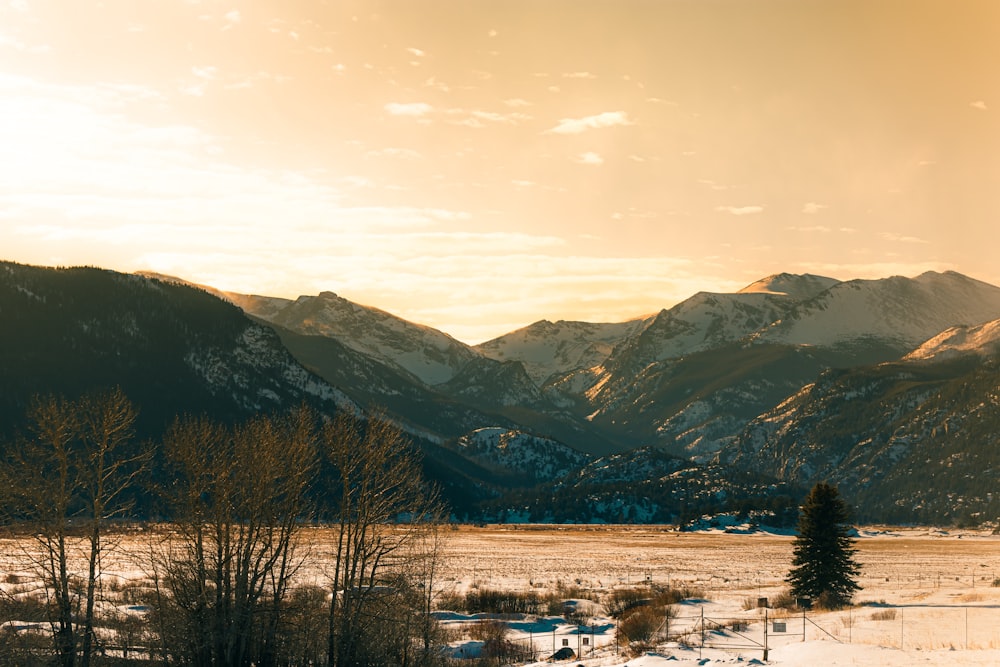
786,482 -> 861,608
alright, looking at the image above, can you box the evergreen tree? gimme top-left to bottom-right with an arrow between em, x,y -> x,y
786,482 -> 861,608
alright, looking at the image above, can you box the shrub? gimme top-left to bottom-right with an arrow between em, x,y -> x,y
871,609 -> 897,621
462,588 -> 542,615
617,605 -> 666,653
605,588 -> 650,618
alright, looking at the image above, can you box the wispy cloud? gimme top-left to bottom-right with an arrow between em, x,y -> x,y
563,71 -> 596,79
787,225 -> 831,233
715,205 -> 763,216
384,102 -> 433,117
575,152 -> 604,165
545,111 -> 633,134
445,108 -> 531,127
881,232 -> 929,244
970,100 -> 988,111
365,147 -> 422,160
802,202 -> 827,214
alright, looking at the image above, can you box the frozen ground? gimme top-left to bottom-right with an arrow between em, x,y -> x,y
1,523 -> 998,665
432,524 -> 1000,666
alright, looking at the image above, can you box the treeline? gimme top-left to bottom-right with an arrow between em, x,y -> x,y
0,388 -> 447,667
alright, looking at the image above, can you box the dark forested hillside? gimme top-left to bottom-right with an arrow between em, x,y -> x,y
0,261 -> 348,441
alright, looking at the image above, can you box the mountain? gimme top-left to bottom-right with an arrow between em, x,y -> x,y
475,318 -> 648,385
720,320 -> 1000,524
481,446 -> 803,525
0,262 -> 352,440
545,271 -> 1000,460
903,319 -> 1000,362
449,427 -> 592,484
227,287 -> 622,454
228,291 -> 478,386
751,271 -> 1000,349
9,261 -> 1000,525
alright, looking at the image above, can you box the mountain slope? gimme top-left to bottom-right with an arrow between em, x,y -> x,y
752,271 -> 1000,349
229,291 -> 478,386
0,262 -> 352,440
721,334 -> 1000,524
475,318 -> 648,385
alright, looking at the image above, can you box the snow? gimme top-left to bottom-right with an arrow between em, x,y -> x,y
905,319 -> 1000,362
476,319 -> 647,385
756,273 -> 1000,349
2,526 -> 998,666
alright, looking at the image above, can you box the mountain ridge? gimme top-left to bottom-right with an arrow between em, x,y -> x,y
10,260 -> 1000,525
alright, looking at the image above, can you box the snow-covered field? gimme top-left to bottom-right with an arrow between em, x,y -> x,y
432,524 -> 1000,666
2,523 -> 999,666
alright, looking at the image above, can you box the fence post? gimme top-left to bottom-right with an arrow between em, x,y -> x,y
699,607 -> 704,660
763,605 -> 769,662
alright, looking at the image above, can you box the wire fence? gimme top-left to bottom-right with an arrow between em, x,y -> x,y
484,601 -> 1000,663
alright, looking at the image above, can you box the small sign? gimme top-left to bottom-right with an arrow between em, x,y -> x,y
773,622 -> 786,633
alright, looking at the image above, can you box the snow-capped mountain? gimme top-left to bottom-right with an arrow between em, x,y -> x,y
752,271 -> 1000,349
475,319 -> 648,385
13,260 -> 1000,525
738,272 -> 841,298
229,291 -> 479,386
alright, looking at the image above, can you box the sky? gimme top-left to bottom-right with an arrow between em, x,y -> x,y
1,0 -> 998,344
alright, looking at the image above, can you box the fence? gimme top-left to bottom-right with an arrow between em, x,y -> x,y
482,602 -> 1000,664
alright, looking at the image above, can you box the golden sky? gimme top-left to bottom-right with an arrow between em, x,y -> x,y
1,0 -> 998,343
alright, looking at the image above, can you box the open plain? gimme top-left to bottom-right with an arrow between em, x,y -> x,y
2,523 -> 1000,665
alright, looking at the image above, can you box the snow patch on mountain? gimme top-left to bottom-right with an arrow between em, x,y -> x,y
904,318 -> 1000,362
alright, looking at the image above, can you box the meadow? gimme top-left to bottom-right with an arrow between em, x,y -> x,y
2,523 -> 999,666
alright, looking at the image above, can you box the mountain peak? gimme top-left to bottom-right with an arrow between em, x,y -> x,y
738,273 -> 840,298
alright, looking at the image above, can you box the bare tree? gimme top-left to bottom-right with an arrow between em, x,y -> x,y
156,407 -> 318,667
321,412 -> 441,667
0,389 -> 143,667
77,388 -> 144,667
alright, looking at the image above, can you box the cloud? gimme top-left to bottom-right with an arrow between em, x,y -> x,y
406,47 -> 425,57
384,102 -> 433,117
224,9 -> 241,24
365,147 -> 422,160
715,205 -> 763,216
545,111 -> 633,134
445,108 -> 531,127
575,152 -> 604,165
787,225 -> 831,233
970,100 -> 988,111
563,72 -> 596,79
802,202 -> 827,214
504,98 -> 531,108
881,232 -> 929,244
